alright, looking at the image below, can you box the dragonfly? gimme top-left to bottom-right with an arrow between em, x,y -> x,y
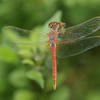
2,16 -> 100,90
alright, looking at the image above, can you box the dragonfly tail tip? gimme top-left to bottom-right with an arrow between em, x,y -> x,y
53,80 -> 56,90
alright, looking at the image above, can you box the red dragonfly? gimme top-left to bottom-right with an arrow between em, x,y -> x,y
2,16 -> 100,90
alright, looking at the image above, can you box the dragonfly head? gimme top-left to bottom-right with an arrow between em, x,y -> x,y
49,22 -> 65,33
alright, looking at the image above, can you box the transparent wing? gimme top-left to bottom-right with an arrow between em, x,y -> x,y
2,26 -> 48,43
3,26 -> 31,35
2,26 -> 48,37
2,26 -> 48,49
58,16 -> 100,41
57,36 -> 100,58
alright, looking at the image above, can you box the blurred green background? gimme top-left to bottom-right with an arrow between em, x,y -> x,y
0,0 -> 100,100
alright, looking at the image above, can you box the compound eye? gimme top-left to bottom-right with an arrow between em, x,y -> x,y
50,24 -> 53,28
59,23 -> 65,28
49,23 -> 53,28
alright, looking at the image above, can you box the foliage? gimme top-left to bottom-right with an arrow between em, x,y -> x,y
0,0 -> 100,100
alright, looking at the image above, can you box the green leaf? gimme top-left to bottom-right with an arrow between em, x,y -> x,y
13,90 -> 35,100
9,70 -> 29,88
0,45 -> 17,62
22,59 -> 35,66
26,69 -> 44,88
